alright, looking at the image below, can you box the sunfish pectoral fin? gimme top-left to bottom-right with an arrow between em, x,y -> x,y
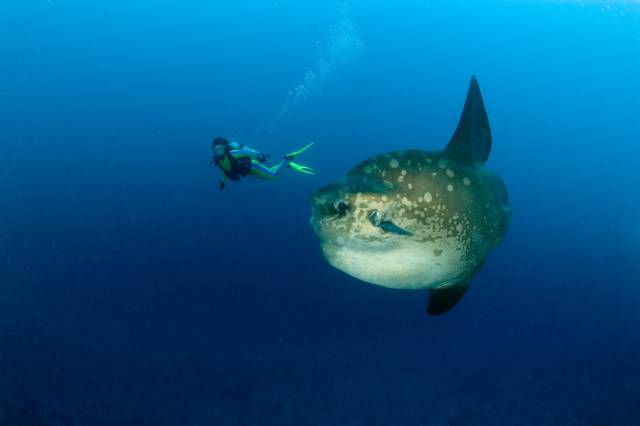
444,76 -> 491,165
379,220 -> 412,236
427,281 -> 470,315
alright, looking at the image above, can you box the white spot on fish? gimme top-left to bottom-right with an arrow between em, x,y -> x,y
447,184 -> 454,192
389,159 -> 399,168
398,175 -> 404,183
424,192 -> 433,203
438,159 -> 448,169
407,183 -> 413,190
446,169 -> 455,178
463,177 -> 471,186
401,170 -> 407,176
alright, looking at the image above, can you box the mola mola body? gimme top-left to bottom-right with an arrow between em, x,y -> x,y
310,77 -> 511,315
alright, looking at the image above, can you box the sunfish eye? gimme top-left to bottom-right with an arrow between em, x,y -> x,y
332,200 -> 348,215
369,209 -> 381,226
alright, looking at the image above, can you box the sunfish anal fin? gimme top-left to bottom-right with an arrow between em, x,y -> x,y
427,281 -> 470,315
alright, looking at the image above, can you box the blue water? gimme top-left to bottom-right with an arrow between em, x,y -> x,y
1,1 -> 640,424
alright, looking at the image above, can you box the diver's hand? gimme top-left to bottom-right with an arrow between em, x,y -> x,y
219,181 -> 226,190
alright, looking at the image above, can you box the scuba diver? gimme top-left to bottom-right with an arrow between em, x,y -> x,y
210,137 -> 314,190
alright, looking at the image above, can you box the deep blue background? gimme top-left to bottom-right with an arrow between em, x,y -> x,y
1,1 -> 640,424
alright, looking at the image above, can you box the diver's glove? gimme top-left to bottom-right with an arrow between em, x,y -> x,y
219,181 -> 226,190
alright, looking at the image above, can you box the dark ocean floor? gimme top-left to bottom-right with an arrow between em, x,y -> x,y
2,322 -> 640,426
2,223 -> 639,425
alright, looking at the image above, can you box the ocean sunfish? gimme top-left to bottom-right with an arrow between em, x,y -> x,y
310,77 -> 511,315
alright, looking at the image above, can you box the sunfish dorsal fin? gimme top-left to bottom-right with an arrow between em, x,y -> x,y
444,76 -> 491,165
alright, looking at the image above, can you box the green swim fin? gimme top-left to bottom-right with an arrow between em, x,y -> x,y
288,161 -> 315,176
285,142 -> 314,160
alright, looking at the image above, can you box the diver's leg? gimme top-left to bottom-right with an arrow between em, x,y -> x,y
285,142 -> 314,161
249,160 -> 290,180
249,141 -> 315,179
